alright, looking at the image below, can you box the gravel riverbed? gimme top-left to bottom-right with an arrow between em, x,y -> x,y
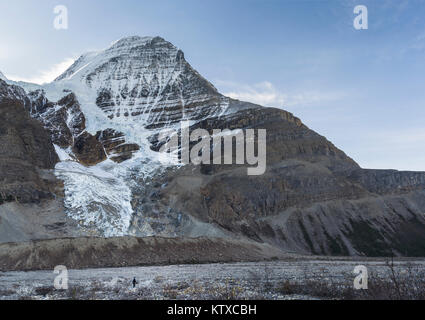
1,259 -> 424,300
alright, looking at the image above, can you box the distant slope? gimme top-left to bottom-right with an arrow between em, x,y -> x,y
146,106 -> 425,257
0,236 -> 287,271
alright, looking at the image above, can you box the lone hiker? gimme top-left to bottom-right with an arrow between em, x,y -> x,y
132,277 -> 138,288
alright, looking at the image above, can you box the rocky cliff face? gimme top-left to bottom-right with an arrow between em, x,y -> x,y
0,80 -> 59,204
0,80 -> 86,241
1,36 -> 425,256
140,105 -> 425,256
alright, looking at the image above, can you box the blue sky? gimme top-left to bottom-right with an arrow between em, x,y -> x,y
1,0 -> 425,170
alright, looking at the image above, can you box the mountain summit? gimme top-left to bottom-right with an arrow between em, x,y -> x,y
54,36 -> 228,128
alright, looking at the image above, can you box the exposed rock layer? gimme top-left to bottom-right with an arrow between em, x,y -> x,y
0,81 -> 59,203
142,106 -> 425,257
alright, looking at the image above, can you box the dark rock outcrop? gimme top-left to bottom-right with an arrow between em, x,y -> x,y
0,82 -> 59,203
26,90 -> 140,165
0,79 -> 31,109
95,129 -> 140,163
28,91 -> 86,148
73,132 -> 107,166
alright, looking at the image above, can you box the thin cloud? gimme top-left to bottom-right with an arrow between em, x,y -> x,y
215,80 -> 345,108
221,81 -> 286,107
6,58 -> 75,85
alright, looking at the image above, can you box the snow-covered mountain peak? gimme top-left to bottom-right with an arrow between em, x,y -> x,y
55,36 -> 177,82
107,35 -> 158,50
52,35 -> 227,127
55,36 -> 177,81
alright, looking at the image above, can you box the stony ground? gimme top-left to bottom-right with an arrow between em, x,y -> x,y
1,258 -> 424,300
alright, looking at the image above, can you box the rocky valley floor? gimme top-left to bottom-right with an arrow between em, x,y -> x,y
1,258 -> 424,300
